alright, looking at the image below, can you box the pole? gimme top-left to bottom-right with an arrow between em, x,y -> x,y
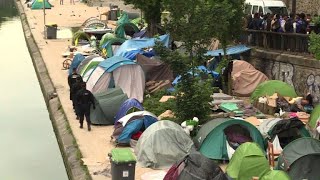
292,0 -> 296,16
43,0 -> 46,39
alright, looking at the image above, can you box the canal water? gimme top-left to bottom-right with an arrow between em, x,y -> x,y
0,1 -> 69,180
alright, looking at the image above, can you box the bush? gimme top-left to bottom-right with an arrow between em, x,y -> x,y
309,32 -> 320,60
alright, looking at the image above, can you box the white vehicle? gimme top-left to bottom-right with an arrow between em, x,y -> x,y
244,0 -> 288,15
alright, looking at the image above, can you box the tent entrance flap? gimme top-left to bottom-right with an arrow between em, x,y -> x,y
224,124 -> 253,149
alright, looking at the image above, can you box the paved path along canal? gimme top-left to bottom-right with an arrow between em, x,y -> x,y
0,2 -> 68,180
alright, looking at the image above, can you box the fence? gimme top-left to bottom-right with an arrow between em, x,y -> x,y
244,29 -> 309,53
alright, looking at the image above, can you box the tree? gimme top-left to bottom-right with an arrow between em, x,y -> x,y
155,0 -> 244,122
122,0 -> 163,36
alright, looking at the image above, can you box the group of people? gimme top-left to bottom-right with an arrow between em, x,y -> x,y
246,12 -> 317,34
68,68 -> 95,131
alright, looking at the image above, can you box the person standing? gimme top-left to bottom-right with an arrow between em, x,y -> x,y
71,77 -> 83,119
70,0 -> 75,5
60,0 -> 63,5
68,68 -> 83,109
76,82 -> 95,131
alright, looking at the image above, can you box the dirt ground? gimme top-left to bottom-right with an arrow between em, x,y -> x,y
21,0 -> 159,179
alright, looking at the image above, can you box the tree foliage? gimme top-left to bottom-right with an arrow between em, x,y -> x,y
122,0 -> 163,36
309,32 -> 320,60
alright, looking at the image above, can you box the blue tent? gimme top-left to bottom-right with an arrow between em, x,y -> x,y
114,98 -> 144,124
115,34 -> 170,57
98,56 -> 136,72
117,115 -> 157,144
172,66 -> 219,86
122,49 -> 155,60
205,45 -> 251,57
68,54 -> 85,75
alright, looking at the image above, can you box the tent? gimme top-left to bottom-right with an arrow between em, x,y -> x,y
276,137 -> 320,180
205,45 -> 251,57
172,66 -> 219,86
31,0 -> 52,9
78,56 -> 104,78
99,33 -> 116,48
121,49 -> 155,60
250,80 -> 298,101
164,152 -> 228,180
136,54 -> 174,82
115,22 -> 140,39
76,55 -> 99,74
194,118 -> 265,160
90,87 -> 128,125
115,34 -> 170,57
112,111 -> 157,145
135,120 -> 195,169
226,142 -> 270,180
101,38 -> 125,58
86,56 -> 145,102
260,117 -> 310,148
114,98 -> 144,124
227,60 -> 268,96
69,54 -> 85,75
309,104 -> 320,128
260,170 -> 291,180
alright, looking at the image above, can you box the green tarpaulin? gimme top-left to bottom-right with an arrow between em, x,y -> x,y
194,118 -> 265,160
31,0 -> 52,9
260,170 -> 291,180
226,142 -> 270,180
90,87 -> 128,125
309,105 -> 320,128
250,80 -> 297,101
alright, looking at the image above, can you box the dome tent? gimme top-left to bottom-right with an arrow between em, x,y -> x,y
226,142 -> 270,180
276,137 -> 320,180
78,56 -> 104,81
309,104 -> 320,129
260,170 -> 290,180
76,55 -> 99,75
86,56 -> 145,102
135,120 -> 195,169
194,118 -> 265,160
100,38 -> 125,58
90,87 -> 128,125
69,54 -> 85,75
114,98 -> 144,125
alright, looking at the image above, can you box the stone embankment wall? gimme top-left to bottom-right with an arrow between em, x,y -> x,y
244,48 -> 320,103
283,0 -> 320,15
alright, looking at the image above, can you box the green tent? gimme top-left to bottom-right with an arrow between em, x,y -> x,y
99,33 -> 116,48
100,38 -> 125,58
90,87 -> 128,125
309,104 -> 320,128
194,118 -> 265,160
260,170 -> 291,180
76,55 -> 99,74
115,22 -> 140,39
226,142 -> 271,180
79,57 -> 104,77
31,0 -> 52,9
250,80 -> 297,101
276,137 -> 320,180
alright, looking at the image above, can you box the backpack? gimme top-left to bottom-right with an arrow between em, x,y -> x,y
285,18 -> 294,32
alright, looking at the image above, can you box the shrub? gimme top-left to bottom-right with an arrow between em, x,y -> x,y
309,32 -> 320,60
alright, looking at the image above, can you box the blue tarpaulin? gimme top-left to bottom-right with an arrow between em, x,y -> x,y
115,34 -> 170,57
172,66 -> 219,86
123,49 -> 155,60
205,45 -> 251,57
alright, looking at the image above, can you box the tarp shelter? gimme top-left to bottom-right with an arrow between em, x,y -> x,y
121,49 -> 155,60
205,45 -> 251,57
309,104 -> 320,128
164,152 -> 228,180
101,38 -> 125,58
86,56 -> 145,102
172,66 -> 219,86
260,170 -> 291,180
228,60 -> 268,96
69,54 -> 85,75
112,111 -> 157,145
115,34 -> 170,57
31,0 -> 52,9
226,142 -> 270,180
78,56 -> 104,81
263,117 -> 310,148
250,80 -> 298,101
194,118 -> 265,160
90,87 -> 128,125
136,54 -> 174,82
114,98 -> 144,124
135,120 -> 195,169
276,137 -> 320,180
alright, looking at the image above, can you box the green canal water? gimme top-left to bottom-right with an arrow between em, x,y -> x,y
0,1 -> 68,180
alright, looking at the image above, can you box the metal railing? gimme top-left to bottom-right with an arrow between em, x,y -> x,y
244,29 -> 309,53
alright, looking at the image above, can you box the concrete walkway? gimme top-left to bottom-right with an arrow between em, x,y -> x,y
21,0 -> 156,179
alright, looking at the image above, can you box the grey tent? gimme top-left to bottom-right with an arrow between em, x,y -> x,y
276,137 -> 320,180
135,120 -> 195,169
90,87 -> 128,125
136,54 -> 174,82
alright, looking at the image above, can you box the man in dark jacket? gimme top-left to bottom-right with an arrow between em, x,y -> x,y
68,68 -> 83,109
71,77 -> 83,119
76,82 -> 95,131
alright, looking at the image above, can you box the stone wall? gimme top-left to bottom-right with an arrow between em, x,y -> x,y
243,48 -> 320,103
284,0 -> 320,15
